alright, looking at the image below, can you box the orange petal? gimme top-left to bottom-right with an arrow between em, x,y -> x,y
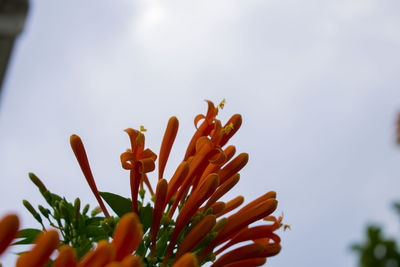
175,215 -> 216,260
211,242 -> 265,267
70,134 -> 110,217
120,151 -> 135,170
16,230 -> 59,267
112,213 -> 143,261
0,214 -> 19,256
77,240 -> 115,267
217,153 -> 248,184
171,253 -> 198,267
124,128 -> 143,157
104,263 -> 122,267
141,148 -> 157,161
54,245 -> 77,267
150,179 -> 168,256
138,158 -> 155,174
159,116 -> 179,179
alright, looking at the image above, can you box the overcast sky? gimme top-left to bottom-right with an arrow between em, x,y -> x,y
1,1 -> 400,266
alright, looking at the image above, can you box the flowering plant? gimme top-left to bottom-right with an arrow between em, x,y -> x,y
0,100 -> 284,267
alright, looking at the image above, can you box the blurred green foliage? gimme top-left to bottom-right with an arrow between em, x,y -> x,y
352,203 -> 400,267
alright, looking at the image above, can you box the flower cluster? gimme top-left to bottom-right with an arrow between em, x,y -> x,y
0,100 -> 283,266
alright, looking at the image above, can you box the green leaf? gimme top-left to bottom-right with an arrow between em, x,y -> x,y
139,203 -> 153,233
100,192 -> 132,217
85,225 -> 107,238
12,228 -> 42,245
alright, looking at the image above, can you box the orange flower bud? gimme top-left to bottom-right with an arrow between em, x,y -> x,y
112,213 -> 143,261
16,230 -> 59,267
159,116 -> 179,179
0,214 -> 19,256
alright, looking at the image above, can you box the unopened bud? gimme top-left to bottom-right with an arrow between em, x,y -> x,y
82,204 -> 89,215
28,173 -> 47,193
23,200 -> 42,224
91,206 -> 102,216
38,205 -> 50,218
74,198 -> 81,219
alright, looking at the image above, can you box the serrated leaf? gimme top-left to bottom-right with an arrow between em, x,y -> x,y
139,203 -> 153,233
100,192 -> 132,217
12,228 -> 41,245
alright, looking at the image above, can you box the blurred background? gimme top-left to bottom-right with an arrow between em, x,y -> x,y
1,0 -> 400,266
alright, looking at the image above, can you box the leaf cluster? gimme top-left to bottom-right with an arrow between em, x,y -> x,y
352,202 -> 400,267
17,173 -> 112,258
17,174 -> 220,266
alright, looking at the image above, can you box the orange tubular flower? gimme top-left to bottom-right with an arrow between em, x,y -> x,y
112,213 -> 143,261
70,135 -> 110,218
159,116 -> 179,180
0,214 -> 19,256
120,128 -> 157,214
16,230 -> 60,267
150,179 -> 168,256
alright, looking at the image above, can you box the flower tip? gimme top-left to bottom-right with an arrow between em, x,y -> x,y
124,128 -> 134,134
69,134 -> 82,146
70,134 -> 80,141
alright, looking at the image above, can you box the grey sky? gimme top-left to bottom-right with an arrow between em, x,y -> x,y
1,0 -> 400,266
